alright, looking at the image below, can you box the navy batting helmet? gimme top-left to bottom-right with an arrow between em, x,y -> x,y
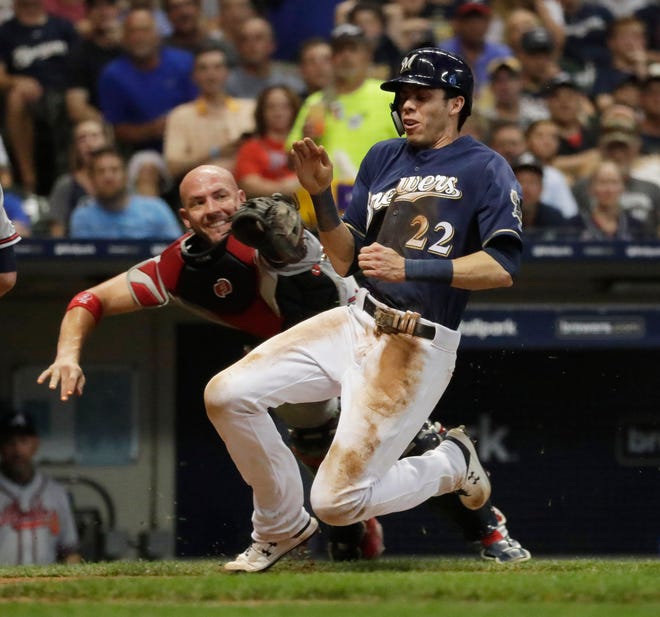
381,47 -> 474,115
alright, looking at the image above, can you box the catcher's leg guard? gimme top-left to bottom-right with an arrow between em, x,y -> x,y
327,518 -> 385,561
288,414 -> 338,473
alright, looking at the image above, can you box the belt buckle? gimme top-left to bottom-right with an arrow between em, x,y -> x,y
373,306 -> 420,336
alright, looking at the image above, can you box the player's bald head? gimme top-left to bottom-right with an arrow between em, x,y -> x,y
179,165 -> 239,203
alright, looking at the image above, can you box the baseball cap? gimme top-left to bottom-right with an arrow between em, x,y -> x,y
521,27 -> 554,53
599,131 -> 638,148
330,24 -> 370,49
600,104 -> 638,132
454,1 -> 492,18
511,152 -> 544,176
543,72 -> 581,96
487,56 -> 521,77
0,411 -> 37,441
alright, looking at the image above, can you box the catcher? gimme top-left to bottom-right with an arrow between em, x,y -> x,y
38,165 -> 529,564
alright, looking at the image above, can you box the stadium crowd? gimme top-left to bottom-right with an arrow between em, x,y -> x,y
0,0 -> 659,241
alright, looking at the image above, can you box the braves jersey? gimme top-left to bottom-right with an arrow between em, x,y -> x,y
127,231 -> 357,340
344,135 -> 523,329
0,472 -> 79,565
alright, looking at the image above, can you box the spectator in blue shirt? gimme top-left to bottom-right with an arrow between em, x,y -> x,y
98,8 -> 198,156
438,1 -> 512,95
70,146 -> 182,239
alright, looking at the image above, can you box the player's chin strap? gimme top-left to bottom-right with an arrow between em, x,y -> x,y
180,233 -> 227,268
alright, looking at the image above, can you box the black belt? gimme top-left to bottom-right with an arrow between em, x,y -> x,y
362,295 -> 436,340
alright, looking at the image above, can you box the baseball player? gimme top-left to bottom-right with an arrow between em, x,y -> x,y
0,410 -> 80,565
203,47 -> 525,573
0,183 -> 20,298
39,165 -> 527,564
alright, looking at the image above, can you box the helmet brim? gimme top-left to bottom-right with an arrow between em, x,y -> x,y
381,76 -> 437,92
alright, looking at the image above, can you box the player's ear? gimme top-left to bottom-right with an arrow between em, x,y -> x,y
179,208 -> 192,229
449,95 -> 465,117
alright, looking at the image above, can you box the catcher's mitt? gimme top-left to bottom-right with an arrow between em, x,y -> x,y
231,193 -> 306,266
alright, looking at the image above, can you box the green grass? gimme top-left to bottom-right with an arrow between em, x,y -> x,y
1,557 -> 658,616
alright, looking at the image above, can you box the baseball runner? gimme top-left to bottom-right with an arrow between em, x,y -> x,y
38,165 -> 528,564
202,47 -> 526,573
0,183 -> 20,298
0,410 -> 80,565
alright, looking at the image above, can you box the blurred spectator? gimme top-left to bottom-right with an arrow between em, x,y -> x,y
234,85 -> 301,199
478,56 -> 545,131
384,0 -> 437,53
69,146 -> 182,238
516,27 -> 561,122
265,0 -> 343,64
560,0 -> 614,69
501,7 -> 541,55
345,1 -> 402,79
98,8 -> 198,157
163,0 -> 230,55
225,16 -> 305,99
127,0 -> 173,38
287,24 -> 396,185
491,1 -> 565,52
609,73 -> 642,110
439,1 -> 512,95
572,108 -> 660,237
639,63 -> 660,155
511,151 -> 581,237
0,0 -> 80,195
287,23 -> 398,228
210,0 -> 256,67
578,160 -> 651,240
592,16 -> 651,110
44,0 -> 88,29
542,72 -> 599,182
48,118 -> 111,237
0,410 -> 80,565
65,0 -> 122,124
127,149 -> 173,198
164,42 -> 255,180
525,118 -> 581,216
489,120 -> 527,163
297,37 -> 334,100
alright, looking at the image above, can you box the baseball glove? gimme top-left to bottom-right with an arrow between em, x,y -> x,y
231,193 -> 307,266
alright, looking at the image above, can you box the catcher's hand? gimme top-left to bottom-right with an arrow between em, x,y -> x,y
231,193 -> 307,266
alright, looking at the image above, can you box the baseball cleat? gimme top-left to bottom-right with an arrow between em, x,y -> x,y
479,535 -> 532,564
444,425 -> 491,510
224,516 -> 319,573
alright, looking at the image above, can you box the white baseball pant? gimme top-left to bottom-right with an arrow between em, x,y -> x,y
204,288 -> 466,543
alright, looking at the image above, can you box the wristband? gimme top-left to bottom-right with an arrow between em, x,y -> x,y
66,291 -> 103,324
311,187 -> 341,232
404,258 -> 453,283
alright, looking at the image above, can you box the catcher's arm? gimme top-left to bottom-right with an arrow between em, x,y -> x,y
37,273 -> 141,400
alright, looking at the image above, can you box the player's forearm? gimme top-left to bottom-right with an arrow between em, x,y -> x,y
54,307 -> 97,364
446,251 -> 513,291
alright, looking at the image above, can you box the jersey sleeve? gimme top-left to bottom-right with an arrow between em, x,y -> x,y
127,255 -> 170,307
478,155 -> 523,247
